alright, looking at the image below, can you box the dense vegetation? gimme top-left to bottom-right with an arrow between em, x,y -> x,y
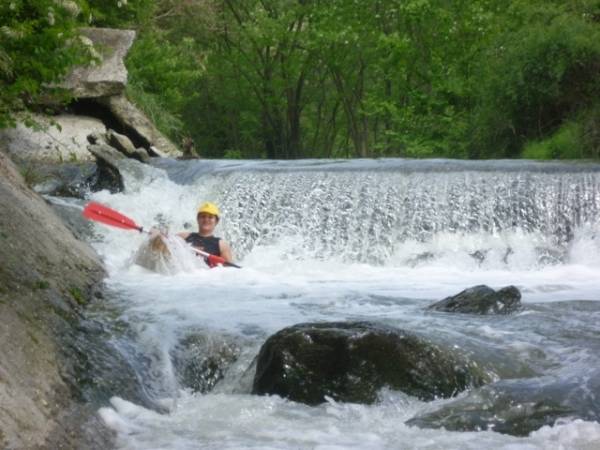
2,0 -> 599,159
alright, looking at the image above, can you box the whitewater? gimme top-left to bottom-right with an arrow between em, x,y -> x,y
61,158 -> 600,449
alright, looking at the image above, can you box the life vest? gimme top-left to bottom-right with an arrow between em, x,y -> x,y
185,233 -> 221,267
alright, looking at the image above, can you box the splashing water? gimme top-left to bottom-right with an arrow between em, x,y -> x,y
70,158 -> 600,449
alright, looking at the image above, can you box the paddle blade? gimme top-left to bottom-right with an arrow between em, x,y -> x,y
83,202 -> 142,232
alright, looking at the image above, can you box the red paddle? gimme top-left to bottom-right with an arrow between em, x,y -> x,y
83,202 -> 143,232
82,202 -> 241,268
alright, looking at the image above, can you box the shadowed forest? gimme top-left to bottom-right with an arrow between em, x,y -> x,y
2,0 -> 599,159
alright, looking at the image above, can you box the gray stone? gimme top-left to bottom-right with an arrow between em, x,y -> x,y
428,285 -> 521,315
106,129 -> 150,162
87,131 -> 108,145
100,95 -> 182,157
133,147 -> 150,163
0,114 -> 105,163
0,150 -> 109,448
87,143 -> 125,193
406,371 -> 600,436
88,142 -> 125,165
60,28 -> 136,98
252,321 -> 489,405
107,129 -> 136,155
29,161 -> 97,198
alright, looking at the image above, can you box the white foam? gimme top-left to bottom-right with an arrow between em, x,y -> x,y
99,391 -> 600,450
86,162 -> 600,449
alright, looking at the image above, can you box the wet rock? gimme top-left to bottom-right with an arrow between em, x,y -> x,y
0,114 -> 105,163
49,198 -> 96,240
428,285 -> 521,315
59,28 -> 136,98
107,129 -> 150,162
0,151 -> 109,448
99,95 -> 182,158
28,162 -> 96,198
171,331 -> 241,393
406,372 -> 600,436
252,321 -> 489,405
87,143 -> 124,193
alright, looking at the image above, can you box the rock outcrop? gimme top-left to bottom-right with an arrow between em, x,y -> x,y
99,95 -> 181,157
107,129 -> 150,162
87,143 -> 125,193
0,27 -> 182,167
252,321 -> 489,405
60,28 -> 136,98
428,285 -> 522,315
0,150 -> 110,448
0,114 -> 105,163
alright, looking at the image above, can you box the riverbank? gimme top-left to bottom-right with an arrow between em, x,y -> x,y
0,150 -> 111,449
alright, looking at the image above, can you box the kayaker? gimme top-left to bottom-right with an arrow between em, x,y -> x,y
177,202 -> 234,267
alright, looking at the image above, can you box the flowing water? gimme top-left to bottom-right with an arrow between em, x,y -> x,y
64,158 -> 600,449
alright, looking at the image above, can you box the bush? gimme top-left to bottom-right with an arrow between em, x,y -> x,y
125,32 -> 203,143
0,0 -> 93,128
521,121 -> 583,159
469,6 -> 600,158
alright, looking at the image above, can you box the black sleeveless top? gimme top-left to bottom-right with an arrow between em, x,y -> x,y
185,233 -> 221,256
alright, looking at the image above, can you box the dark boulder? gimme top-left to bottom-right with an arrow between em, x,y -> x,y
428,285 -> 521,314
252,321 -> 489,405
406,372 -> 600,436
87,143 -> 124,193
171,332 -> 241,393
27,162 -> 96,198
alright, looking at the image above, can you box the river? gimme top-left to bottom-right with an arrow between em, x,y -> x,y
65,158 -> 600,449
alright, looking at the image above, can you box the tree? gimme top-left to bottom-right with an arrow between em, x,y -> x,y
0,0 -> 92,128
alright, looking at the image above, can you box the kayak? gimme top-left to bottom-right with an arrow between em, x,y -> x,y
133,234 -> 174,273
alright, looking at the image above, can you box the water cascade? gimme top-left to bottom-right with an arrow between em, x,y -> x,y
64,159 -> 600,449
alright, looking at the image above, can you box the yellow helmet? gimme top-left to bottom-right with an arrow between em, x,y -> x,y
197,202 -> 220,217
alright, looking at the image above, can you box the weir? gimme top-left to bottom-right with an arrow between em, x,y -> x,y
151,159 -> 600,268
80,158 -> 600,449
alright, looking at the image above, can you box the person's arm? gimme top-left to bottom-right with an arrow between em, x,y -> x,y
219,240 -> 234,263
177,232 -> 190,240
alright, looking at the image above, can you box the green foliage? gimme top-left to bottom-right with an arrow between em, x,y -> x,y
69,286 -> 85,305
522,121 -> 584,159
85,0 -> 155,28
126,32 -> 203,143
19,164 -> 43,187
469,1 -> 600,158
0,0 -> 93,128
34,280 -> 50,290
3,0 -> 599,159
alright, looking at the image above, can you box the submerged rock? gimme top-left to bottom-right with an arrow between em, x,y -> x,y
406,372 -> 600,436
252,321 -> 489,405
171,331 -> 241,393
428,285 -> 521,314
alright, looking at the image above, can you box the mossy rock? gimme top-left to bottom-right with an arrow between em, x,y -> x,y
406,372 -> 600,436
252,321 -> 489,405
428,285 -> 521,315
171,331 -> 241,393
